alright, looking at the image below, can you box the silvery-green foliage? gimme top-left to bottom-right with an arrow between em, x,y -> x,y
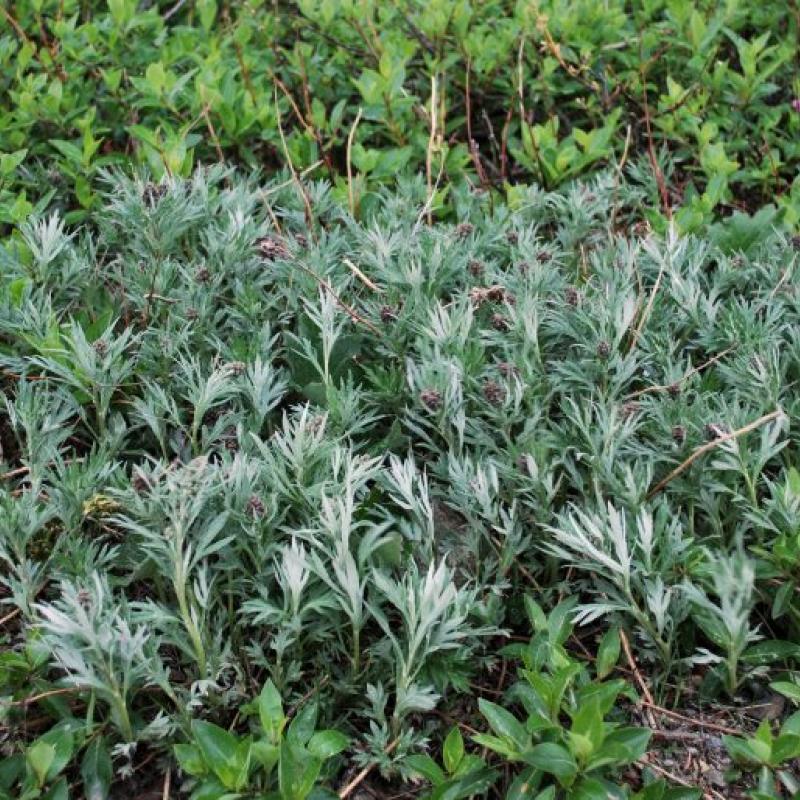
546,503 -> 692,663
2,381 -> 76,476
28,322 -> 136,436
1,165 -> 798,786
0,489 -> 55,616
370,561 -> 494,725
111,458 -> 233,679
35,573 -> 173,741
382,454 -> 435,552
684,550 -> 762,694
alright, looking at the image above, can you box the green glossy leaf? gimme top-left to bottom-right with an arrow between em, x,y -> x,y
191,721 -> 250,790
307,730 -> 348,760
477,700 -> 528,751
521,742 -> 577,785
442,727 -> 464,774
81,737 -> 113,800
596,628 -> 621,679
771,734 -> 800,765
405,754 -> 445,785
279,740 -> 322,800
27,741 -> 56,788
174,743 -> 206,777
506,765 -> 542,800
742,640 -> 800,665
430,767 -> 499,800
259,680 -> 286,743
288,702 -> 319,746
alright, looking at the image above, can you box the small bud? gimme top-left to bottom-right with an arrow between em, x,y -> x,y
93,339 -> 108,358
142,182 -> 166,207
564,287 -> 580,307
491,313 -> 510,332
455,222 -> 474,239
77,588 -> 92,609
516,454 -> 531,475
468,260 -> 484,278
506,230 -> 519,245
621,401 -> 640,419
597,340 -> 611,360
497,361 -> 519,378
246,495 -> 266,518
483,379 -> 505,406
307,415 -> 326,434
791,235 -> 800,252
226,361 -> 247,377
196,266 -> 211,284
379,305 -> 397,323
420,388 -> 442,411
538,251 -> 552,263
486,286 -> 506,303
256,235 -> 290,261
131,471 -> 150,494
672,425 -> 687,445
186,307 -> 199,321
704,422 -> 728,441
667,383 -> 681,398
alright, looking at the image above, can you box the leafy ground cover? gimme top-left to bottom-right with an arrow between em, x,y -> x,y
1,0 -> 800,230
1,167 -> 799,798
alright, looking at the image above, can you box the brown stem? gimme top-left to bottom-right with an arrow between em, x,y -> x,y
620,628 -> 654,707
347,108 -> 363,218
641,700 -> 741,736
292,260 -> 382,337
625,347 -> 735,401
647,408 -> 784,499
338,737 -> 399,799
201,105 -> 225,163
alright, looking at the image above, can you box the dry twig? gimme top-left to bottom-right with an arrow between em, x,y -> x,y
338,738 -> 399,799
648,409 -> 784,499
625,347 -> 735,400
293,261 -> 382,337
641,701 -> 741,736
347,108 -> 364,218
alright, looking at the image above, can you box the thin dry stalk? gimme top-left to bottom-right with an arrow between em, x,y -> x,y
347,108 -> 364,217
343,257 -> 382,293
0,608 -> 20,627
273,86 -> 315,234
425,75 -> 438,226
625,347 -> 735,400
293,261 -> 382,337
620,629 -> 657,729
642,701 -> 741,736
647,409 -> 784,499
338,738 -> 399,799
629,251 -> 667,352
201,104 -> 225,163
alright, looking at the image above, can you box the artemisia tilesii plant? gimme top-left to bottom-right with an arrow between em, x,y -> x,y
0,165 -> 799,796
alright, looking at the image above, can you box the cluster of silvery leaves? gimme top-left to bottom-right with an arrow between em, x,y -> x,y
0,164 -> 799,782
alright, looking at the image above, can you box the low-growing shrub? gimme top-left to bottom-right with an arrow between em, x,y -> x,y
1,0 -> 799,228
0,167 -> 799,795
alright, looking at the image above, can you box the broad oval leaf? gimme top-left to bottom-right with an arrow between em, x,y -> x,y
477,699 -> 528,751
307,730 -> 349,760
521,742 -> 577,785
